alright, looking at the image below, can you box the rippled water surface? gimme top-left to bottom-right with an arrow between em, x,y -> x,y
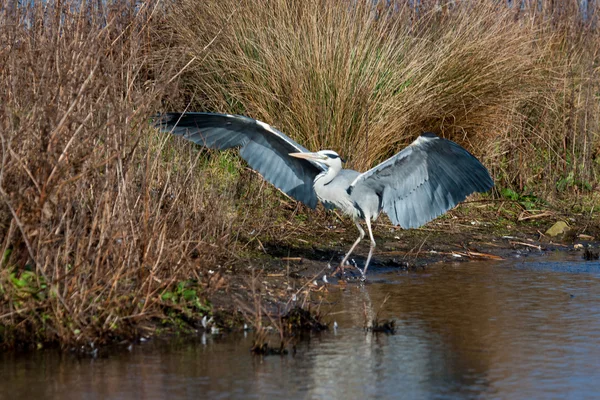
3,253 -> 600,399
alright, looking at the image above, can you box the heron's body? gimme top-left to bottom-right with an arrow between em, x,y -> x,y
155,112 -> 494,278
315,168 -> 363,220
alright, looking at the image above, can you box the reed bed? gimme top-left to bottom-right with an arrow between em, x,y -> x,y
169,0 -> 599,196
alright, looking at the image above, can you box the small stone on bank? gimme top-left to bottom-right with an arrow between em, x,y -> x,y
545,221 -> 570,237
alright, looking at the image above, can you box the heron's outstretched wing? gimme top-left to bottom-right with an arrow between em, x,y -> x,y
348,133 -> 493,229
155,113 -> 324,208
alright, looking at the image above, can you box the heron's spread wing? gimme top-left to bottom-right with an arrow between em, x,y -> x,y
348,133 -> 493,229
155,113 -> 324,208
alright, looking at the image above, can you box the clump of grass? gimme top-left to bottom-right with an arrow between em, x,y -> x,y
249,306 -> 328,356
168,1 -> 537,166
250,329 -> 289,356
238,270 -> 328,356
0,0 -> 246,348
367,319 -> 396,335
167,0 -> 598,203
282,306 -> 328,333
583,247 -> 599,261
490,1 -> 600,203
364,294 -> 396,334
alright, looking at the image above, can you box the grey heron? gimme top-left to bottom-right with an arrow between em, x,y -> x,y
156,112 -> 494,278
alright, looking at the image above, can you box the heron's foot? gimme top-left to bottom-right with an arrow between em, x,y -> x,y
354,266 -> 367,282
333,260 -> 368,281
333,263 -> 346,278
348,259 -> 365,277
333,259 -> 356,278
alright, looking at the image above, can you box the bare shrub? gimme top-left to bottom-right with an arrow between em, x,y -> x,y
0,0 -> 238,347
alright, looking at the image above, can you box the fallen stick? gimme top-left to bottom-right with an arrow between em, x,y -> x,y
509,241 -> 542,251
463,251 -> 504,260
518,211 -> 554,221
450,251 -> 504,260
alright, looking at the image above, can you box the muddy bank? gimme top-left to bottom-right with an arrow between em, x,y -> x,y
209,204 -> 599,321
74,205 -> 600,355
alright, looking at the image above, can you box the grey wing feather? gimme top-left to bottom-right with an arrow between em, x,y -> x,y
155,112 -> 324,209
348,133 -> 494,229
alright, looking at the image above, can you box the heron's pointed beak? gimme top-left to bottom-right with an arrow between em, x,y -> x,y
289,152 -> 323,161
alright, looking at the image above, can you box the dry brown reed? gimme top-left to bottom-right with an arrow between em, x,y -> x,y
168,0 -> 599,199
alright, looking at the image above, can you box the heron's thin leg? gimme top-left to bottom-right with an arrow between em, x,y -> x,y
362,217 -> 376,277
338,221 -> 365,274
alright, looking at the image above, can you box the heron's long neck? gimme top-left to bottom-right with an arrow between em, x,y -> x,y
316,163 -> 341,186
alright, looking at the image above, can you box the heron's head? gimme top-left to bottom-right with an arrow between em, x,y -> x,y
289,150 -> 345,168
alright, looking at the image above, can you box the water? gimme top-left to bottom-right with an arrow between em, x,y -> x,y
3,253 -> 600,399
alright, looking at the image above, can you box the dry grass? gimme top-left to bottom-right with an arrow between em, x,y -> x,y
169,0 -> 599,198
493,2 -> 600,201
